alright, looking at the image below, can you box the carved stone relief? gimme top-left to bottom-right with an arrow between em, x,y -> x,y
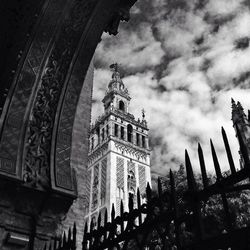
0,0 -> 64,177
24,0 -> 98,189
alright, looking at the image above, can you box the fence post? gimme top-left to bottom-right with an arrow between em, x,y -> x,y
222,127 -> 236,174
170,170 -> 180,249
211,139 -> 233,232
185,150 -> 204,242
198,143 -> 208,188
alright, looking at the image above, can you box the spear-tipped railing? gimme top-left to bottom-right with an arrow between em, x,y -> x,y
45,125 -> 250,250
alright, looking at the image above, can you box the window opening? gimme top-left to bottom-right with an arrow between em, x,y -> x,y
127,124 -> 133,143
142,136 -> 145,148
119,100 -> 125,111
136,133 -> 140,146
121,127 -> 124,140
106,125 -> 109,137
102,128 -> 105,141
115,124 -> 118,137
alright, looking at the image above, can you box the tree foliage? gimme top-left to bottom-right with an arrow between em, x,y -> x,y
160,165 -> 250,238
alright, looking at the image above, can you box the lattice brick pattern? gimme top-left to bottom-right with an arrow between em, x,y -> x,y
116,157 -> 124,188
85,169 -> 92,213
138,165 -> 146,195
101,158 -> 107,204
127,160 -> 135,173
116,197 -> 121,216
91,164 -> 99,210
127,160 -> 136,191
99,207 -> 106,226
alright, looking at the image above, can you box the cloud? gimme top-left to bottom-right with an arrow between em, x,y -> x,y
95,22 -> 165,72
92,0 -> 250,181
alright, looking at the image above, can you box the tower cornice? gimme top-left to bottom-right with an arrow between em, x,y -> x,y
88,136 -> 150,166
112,136 -> 150,154
102,89 -> 131,104
90,109 -> 148,134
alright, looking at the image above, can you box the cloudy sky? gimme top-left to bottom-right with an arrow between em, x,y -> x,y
91,0 -> 250,181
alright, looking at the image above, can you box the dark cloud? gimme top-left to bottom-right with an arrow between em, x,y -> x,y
235,37 -> 249,50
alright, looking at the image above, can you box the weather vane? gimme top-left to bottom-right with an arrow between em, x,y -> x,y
142,108 -> 145,120
109,63 -> 118,72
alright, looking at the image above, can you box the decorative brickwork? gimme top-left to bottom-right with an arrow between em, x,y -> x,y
100,158 -> 107,205
92,164 -> 99,211
116,157 -> 125,214
88,141 -> 109,164
114,141 -> 147,160
127,160 -> 136,196
116,157 -> 124,188
138,165 -> 146,195
116,197 -> 121,216
99,207 -> 106,226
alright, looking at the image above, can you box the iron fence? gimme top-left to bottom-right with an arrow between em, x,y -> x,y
43,124 -> 250,250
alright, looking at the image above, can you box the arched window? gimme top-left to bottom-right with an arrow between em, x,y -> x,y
119,100 -> 125,111
127,124 -> 133,143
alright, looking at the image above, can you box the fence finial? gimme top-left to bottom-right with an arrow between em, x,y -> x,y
221,126 -> 236,174
210,139 -> 222,179
198,143 -> 208,188
185,150 -> 197,190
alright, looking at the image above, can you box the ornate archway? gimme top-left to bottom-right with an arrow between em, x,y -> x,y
0,0 -> 137,248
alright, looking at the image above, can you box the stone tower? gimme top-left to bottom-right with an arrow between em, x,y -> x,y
85,64 -> 151,227
231,98 -> 250,168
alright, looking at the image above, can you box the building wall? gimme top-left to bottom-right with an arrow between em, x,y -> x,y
61,61 -> 94,248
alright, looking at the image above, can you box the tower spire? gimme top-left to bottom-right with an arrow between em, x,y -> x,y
109,63 -> 122,84
102,63 -> 130,113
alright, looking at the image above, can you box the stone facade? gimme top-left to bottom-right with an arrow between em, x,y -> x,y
85,65 -> 151,226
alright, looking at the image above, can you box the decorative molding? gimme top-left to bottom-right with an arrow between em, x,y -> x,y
91,109 -> 148,134
24,0 -> 98,189
114,141 -> 148,161
0,0 -> 60,178
88,141 -> 109,165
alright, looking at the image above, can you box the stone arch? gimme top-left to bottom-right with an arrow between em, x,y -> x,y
127,124 -> 133,142
119,100 -> 125,111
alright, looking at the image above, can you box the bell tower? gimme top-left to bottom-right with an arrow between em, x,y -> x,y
231,98 -> 250,168
84,64 -> 151,227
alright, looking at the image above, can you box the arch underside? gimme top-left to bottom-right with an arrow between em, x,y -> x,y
0,0 -> 137,200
